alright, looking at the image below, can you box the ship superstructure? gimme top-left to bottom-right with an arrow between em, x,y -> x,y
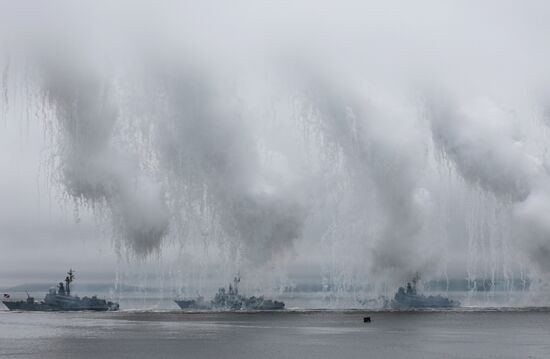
390,278 -> 459,309
175,275 -> 285,311
2,269 -> 119,312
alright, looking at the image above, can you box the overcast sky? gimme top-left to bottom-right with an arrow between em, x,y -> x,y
2,0 -> 550,292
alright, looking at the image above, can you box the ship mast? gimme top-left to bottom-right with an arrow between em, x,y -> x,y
65,269 -> 75,296
233,273 -> 240,295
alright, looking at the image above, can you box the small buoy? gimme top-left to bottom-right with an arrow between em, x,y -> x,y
363,316 -> 371,323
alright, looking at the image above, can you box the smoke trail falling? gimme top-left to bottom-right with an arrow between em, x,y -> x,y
426,93 -> 550,273
4,0 -> 550,299
293,71 -> 435,282
427,96 -> 536,200
150,66 -> 306,262
28,43 -> 307,262
39,55 -> 170,255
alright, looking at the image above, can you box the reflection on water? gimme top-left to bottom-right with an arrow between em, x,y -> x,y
1,310 -> 549,359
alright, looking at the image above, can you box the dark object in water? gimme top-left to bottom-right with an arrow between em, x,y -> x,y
363,316 -> 371,323
2,269 -> 119,312
175,275 -> 285,311
391,279 -> 459,309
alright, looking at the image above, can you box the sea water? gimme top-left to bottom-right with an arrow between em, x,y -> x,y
1,309 -> 549,359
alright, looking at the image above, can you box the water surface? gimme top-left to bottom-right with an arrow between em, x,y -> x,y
1,310 -> 549,358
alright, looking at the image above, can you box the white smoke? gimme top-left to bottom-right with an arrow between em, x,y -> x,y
37,50 -> 170,255
289,71 -> 435,282
3,0 -> 550,290
426,93 -> 550,273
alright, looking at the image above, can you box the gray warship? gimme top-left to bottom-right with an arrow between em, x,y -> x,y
2,269 -> 119,312
390,279 -> 459,309
175,275 -> 285,311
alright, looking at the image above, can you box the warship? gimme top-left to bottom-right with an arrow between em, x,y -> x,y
1,269 -> 119,311
174,296 -> 211,310
390,279 -> 460,309
175,275 -> 285,310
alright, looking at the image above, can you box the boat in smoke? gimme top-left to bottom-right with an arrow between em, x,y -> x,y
1,269 -> 119,312
174,296 -> 212,310
390,278 -> 460,309
175,275 -> 285,311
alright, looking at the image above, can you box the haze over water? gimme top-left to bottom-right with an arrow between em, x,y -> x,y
2,1 -> 550,357
0,0 -> 550,359
2,0 -> 550,303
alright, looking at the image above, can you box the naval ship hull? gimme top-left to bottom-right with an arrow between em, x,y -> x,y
390,296 -> 459,309
390,289 -> 460,309
174,299 -> 285,311
2,300 -> 115,311
174,299 -> 211,310
242,299 -> 285,310
175,275 -> 285,311
2,270 -> 120,312
245,304 -> 285,310
174,301 -> 285,310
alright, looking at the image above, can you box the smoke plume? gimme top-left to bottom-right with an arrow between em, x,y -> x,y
3,0 -> 550,290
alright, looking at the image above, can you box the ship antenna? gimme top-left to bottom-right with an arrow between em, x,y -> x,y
65,269 -> 75,296
413,272 -> 420,284
234,272 -> 240,294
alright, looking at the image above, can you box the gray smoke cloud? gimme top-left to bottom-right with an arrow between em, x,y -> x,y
426,93 -> 550,273
38,52 -> 170,255
151,66 -> 306,262
4,0 -> 550,291
286,68 -> 435,283
5,10 -> 308,262
427,95 -> 536,201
